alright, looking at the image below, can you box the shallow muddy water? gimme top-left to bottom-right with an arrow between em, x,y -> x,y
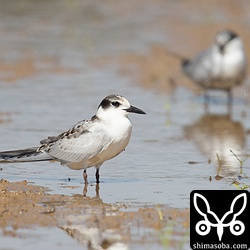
0,1 -> 250,249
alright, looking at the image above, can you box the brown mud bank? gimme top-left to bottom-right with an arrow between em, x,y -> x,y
0,179 -> 189,248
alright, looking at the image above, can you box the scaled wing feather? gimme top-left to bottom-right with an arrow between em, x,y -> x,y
41,119 -> 113,164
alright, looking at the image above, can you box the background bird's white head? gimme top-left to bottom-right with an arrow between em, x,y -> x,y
96,94 -> 146,120
214,29 -> 243,54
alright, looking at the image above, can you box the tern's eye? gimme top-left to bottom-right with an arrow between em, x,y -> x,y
111,101 -> 120,107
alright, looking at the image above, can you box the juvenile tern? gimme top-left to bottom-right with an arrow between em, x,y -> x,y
182,29 -> 247,102
0,94 -> 146,183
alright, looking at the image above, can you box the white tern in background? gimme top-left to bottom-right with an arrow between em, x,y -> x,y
182,29 -> 247,102
0,94 -> 146,183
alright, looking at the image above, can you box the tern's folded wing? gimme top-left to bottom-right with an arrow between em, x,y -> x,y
183,48 -> 215,83
39,119 -> 112,164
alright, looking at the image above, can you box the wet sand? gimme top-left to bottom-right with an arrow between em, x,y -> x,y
0,179 -> 189,249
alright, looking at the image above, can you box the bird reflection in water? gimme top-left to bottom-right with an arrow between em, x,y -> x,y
184,113 -> 246,180
83,182 -> 100,199
62,184 -> 104,215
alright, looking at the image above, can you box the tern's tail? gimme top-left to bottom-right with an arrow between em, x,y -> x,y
0,147 -> 53,163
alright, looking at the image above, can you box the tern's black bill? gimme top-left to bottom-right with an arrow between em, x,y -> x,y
125,105 -> 146,115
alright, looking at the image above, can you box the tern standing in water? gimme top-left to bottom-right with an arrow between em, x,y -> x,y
182,29 -> 247,103
0,94 -> 146,183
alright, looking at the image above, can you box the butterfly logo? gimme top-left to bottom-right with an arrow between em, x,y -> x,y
193,192 -> 247,241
